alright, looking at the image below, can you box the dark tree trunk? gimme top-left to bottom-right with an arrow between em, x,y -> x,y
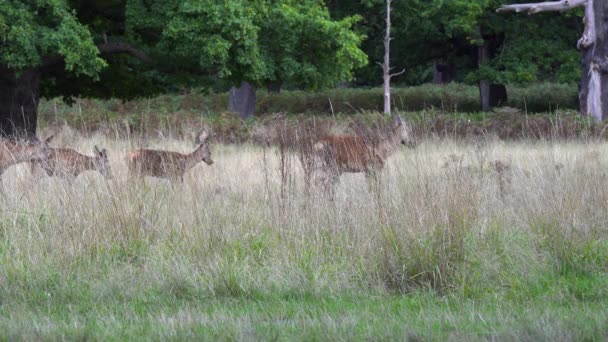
228,81 -> 256,119
580,0 -> 608,122
432,62 -> 456,84
478,42 -> 491,112
267,82 -> 281,93
490,84 -> 508,107
0,68 -> 40,138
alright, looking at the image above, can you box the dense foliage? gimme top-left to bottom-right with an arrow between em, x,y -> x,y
1,0 -> 583,95
327,0 -> 582,86
0,0 -> 586,137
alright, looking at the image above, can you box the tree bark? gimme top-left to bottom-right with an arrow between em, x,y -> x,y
267,82 -> 281,93
580,0 -> 608,121
0,68 -> 40,139
497,0 -> 587,14
432,62 -> 456,84
478,41 -> 491,112
228,81 -> 256,119
383,0 -> 392,115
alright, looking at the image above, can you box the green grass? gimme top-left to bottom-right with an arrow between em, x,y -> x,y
3,274 -> 607,340
0,134 -> 607,339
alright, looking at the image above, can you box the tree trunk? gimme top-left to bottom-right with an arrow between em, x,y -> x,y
228,81 -> 256,119
497,0 -> 607,121
580,0 -> 608,122
383,0 -> 392,115
490,84 -> 508,107
0,68 -> 40,138
267,82 -> 281,93
478,41 -> 491,112
432,62 -> 456,84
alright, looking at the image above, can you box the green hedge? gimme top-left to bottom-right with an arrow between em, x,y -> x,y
39,83 -> 579,128
507,83 -> 579,112
255,83 -> 579,114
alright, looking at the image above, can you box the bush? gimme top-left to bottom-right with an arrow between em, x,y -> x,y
507,83 -> 579,112
39,83 -> 579,129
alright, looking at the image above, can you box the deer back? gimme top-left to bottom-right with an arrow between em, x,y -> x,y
315,135 -> 380,172
0,136 -> 53,172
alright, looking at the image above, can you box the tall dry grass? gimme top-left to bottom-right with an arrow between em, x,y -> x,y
0,125 -> 607,306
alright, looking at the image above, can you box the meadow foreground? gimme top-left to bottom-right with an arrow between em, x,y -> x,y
0,130 -> 607,340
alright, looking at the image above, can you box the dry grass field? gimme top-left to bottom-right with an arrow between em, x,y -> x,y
0,126 -> 607,340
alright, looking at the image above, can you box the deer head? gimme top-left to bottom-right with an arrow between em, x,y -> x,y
194,128 -> 213,165
25,135 -> 54,161
93,145 -> 112,179
392,115 -> 416,148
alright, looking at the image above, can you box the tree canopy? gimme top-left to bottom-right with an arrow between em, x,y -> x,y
0,0 -> 589,136
0,0 -> 368,136
327,0 -> 581,86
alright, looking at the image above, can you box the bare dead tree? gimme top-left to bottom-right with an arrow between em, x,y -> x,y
497,0 -> 608,122
381,0 -> 405,115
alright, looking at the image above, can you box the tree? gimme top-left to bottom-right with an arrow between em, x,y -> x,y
381,0 -> 405,115
139,0 -> 368,119
0,1 -> 367,137
498,0 -> 606,121
327,0 -> 580,98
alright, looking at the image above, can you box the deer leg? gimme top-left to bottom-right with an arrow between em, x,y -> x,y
365,169 -> 382,200
322,169 -> 340,201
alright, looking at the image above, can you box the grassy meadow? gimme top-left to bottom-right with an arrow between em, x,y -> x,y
1,125 -> 608,340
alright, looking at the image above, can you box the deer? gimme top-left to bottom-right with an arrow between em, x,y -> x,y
30,146 -> 112,181
0,135 -> 54,191
312,116 -> 415,196
127,128 -> 213,182
0,136 -> 54,176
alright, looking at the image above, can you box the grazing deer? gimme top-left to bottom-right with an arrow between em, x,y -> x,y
127,128 -> 213,182
0,136 -> 54,176
312,116 -> 415,195
30,146 -> 112,181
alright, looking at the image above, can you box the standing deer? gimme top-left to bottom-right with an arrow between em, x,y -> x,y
30,146 -> 112,181
0,136 -> 54,176
127,128 -> 213,182
0,135 -> 54,191
313,116 -> 415,195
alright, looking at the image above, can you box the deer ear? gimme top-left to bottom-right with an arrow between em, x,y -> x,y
94,145 -> 101,155
391,115 -> 401,126
44,135 -> 54,144
196,128 -> 209,144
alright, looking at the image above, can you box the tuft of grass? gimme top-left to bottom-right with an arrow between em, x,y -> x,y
0,130 -> 607,339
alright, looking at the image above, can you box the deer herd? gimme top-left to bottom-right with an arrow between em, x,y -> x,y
0,116 -> 415,194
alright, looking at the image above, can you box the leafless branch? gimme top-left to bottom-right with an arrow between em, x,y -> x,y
41,42 -> 152,69
577,3 -> 596,49
96,42 -> 152,63
389,68 -> 406,79
497,0 -> 587,14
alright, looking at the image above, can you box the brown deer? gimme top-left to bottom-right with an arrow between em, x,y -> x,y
127,128 -> 213,182
312,116 -> 415,195
0,136 -> 54,176
30,146 -> 112,181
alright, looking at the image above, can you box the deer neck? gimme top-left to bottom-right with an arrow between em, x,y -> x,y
84,156 -> 97,171
184,146 -> 203,170
0,143 -> 31,166
376,127 -> 401,161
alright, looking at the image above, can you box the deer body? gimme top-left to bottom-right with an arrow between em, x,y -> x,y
31,146 -> 111,179
127,129 -> 212,182
314,135 -> 386,174
0,136 -> 54,175
313,117 -> 414,194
